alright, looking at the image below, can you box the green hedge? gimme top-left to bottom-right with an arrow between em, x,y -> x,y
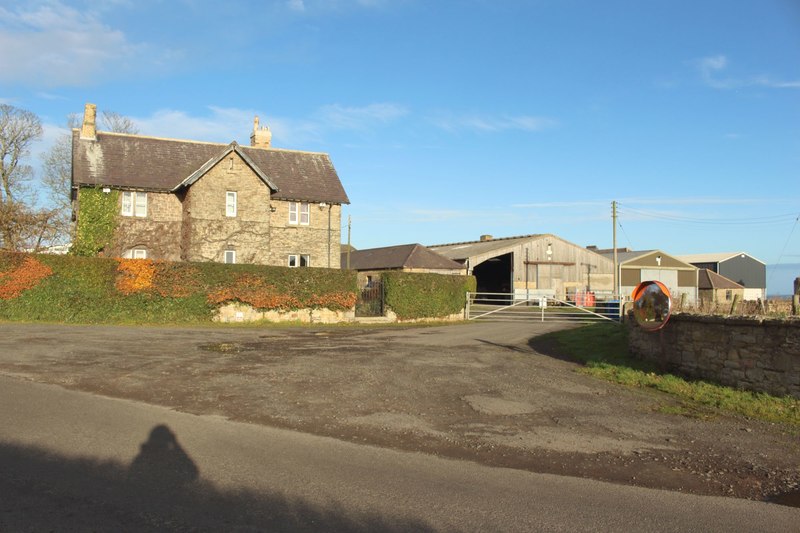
0,252 -> 358,325
383,271 -> 476,320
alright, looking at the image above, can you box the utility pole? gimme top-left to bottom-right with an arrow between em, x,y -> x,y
346,215 -> 352,269
612,200 -> 618,299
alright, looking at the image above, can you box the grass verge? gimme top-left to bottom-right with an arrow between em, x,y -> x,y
539,323 -> 800,429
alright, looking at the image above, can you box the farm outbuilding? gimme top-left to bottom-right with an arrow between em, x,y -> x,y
598,249 -> 698,303
343,243 -> 466,285
677,252 -> 766,301
697,269 -> 745,305
428,234 -> 614,301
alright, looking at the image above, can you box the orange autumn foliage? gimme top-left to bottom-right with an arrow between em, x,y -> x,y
0,255 -> 53,299
115,258 -> 156,295
207,274 -> 302,310
308,292 -> 358,309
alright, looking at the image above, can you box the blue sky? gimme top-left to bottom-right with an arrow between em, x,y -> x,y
1,0 -> 799,293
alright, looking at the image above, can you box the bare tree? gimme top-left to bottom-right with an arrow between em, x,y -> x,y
0,201 -> 59,252
101,110 -> 139,135
0,105 -> 43,249
0,104 -> 43,207
40,108 -> 139,245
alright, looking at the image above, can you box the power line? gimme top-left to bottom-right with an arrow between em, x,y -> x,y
617,221 -> 635,250
619,206 -> 797,226
767,212 -> 800,288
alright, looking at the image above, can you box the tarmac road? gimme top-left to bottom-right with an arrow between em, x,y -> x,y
1,374 -> 798,532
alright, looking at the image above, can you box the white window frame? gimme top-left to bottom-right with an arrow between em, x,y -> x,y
299,202 -> 310,225
121,191 -> 133,216
123,248 -> 147,259
224,250 -> 236,264
226,191 -> 237,217
121,191 -> 147,218
288,202 -> 310,225
288,254 -> 310,268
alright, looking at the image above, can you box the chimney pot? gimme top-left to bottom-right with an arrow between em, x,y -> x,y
80,103 -> 97,140
250,115 -> 272,149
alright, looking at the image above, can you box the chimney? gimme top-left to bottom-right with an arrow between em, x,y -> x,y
587,245 -> 598,251
80,103 -> 97,140
250,115 -> 272,149
480,234 -> 493,242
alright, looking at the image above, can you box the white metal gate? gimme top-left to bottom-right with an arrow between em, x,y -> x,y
466,292 -> 621,323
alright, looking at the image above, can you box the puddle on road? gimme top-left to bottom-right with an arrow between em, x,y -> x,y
198,342 -> 256,354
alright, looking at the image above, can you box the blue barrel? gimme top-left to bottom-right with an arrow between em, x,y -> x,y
596,300 -> 621,320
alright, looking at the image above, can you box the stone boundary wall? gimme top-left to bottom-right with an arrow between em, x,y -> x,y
215,303 -> 354,324
215,303 -> 466,325
627,314 -> 800,399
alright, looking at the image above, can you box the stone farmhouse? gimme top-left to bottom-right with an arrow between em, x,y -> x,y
71,104 -> 349,267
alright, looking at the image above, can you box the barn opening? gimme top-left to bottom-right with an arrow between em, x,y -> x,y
472,253 -> 513,294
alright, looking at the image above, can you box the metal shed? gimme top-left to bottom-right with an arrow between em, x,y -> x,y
677,252 -> 766,301
599,249 -> 698,303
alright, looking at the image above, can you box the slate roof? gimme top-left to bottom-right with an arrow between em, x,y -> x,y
698,269 -> 744,290
344,244 -> 465,271
71,131 -> 350,204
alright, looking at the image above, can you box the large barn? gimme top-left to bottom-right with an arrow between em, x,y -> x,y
429,234 -> 614,301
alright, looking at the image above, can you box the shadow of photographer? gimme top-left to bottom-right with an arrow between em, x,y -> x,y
128,424 -> 198,489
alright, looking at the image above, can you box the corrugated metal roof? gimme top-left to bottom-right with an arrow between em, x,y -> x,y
677,252 -> 765,265
597,249 -> 655,263
598,249 -> 698,270
429,234 -> 546,260
72,130 -> 350,204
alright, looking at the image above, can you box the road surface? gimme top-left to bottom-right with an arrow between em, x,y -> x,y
1,375 -> 797,532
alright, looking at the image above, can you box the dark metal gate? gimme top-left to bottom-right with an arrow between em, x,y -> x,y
356,279 -> 384,317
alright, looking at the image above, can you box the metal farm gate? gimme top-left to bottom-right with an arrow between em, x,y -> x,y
356,279 -> 384,317
466,292 -> 621,323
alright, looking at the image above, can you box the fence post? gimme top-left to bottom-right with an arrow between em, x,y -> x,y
465,291 -> 471,320
793,278 -> 800,316
729,293 -> 741,315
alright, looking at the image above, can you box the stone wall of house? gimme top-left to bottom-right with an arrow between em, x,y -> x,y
111,191 -> 183,260
182,152 -> 272,264
269,202 -> 342,268
627,314 -> 800,399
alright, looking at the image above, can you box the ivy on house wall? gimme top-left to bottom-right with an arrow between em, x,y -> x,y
71,187 -> 120,256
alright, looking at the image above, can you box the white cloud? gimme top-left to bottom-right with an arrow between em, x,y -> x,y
0,1 -> 176,87
513,201 -> 607,209
696,54 -> 800,90
432,113 -> 557,133
287,0 -> 306,12
316,103 -> 408,130
129,102 -> 408,147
